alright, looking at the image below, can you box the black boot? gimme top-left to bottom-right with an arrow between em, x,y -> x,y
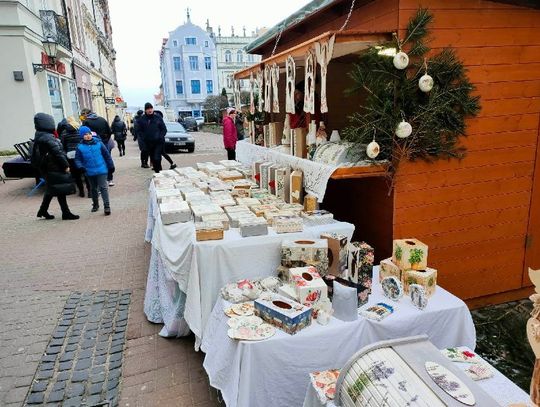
91,204 -> 99,212
78,189 -> 85,197
104,206 -> 111,216
62,212 -> 80,220
37,209 -> 54,220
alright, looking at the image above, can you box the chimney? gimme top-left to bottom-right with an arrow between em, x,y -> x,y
243,26 -> 246,37
231,26 -> 235,37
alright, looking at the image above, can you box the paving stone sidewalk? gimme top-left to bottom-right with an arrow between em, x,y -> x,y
0,134 -> 224,407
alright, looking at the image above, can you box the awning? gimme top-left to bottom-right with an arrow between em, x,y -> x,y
234,30 -> 392,79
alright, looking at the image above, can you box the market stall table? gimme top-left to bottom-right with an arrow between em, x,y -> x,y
201,268 -> 476,407
302,345 -> 531,407
144,182 -> 355,348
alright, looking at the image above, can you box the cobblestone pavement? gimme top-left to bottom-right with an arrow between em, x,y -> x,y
0,132 -> 224,406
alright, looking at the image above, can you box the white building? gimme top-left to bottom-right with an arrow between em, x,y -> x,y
0,0 -> 121,150
160,13 -> 218,118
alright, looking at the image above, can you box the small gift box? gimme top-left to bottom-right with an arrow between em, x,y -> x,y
239,216 -> 269,237
235,197 -> 261,207
218,170 -> 244,181
228,212 -> 258,228
301,210 -> 334,226
281,239 -> 329,267
155,188 -> 181,203
273,215 -> 303,234
347,241 -> 374,285
276,203 -> 304,215
321,233 -> 348,278
290,170 -> 304,204
254,293 -> 312,335
304,194 -> 318,212
250,204 -> 278,217
201,213 -> 230,230
159,200 -> 191,225
403,267 -> 437,298
190,204 -> 224,221
392,238 -> 429,271
379,258 -> 402,283
219,160 -> 242,168
288,266 -> 328,306
195,221 -> 224,241
275,167 -> 291,202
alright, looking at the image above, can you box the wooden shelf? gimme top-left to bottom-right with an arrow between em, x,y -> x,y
331,164 -> 389,180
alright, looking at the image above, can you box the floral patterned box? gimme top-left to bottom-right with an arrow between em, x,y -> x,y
273,215 -> 304,234
281,239 -> 329,268
288,266 -> 328,306
321,233 -> 348,278
379,258 -> 402,283
254,293 -> 312,335
403,267 -> 437,298
347,242 -> 374,305
392,238 -> 429,271
275,167 -> 291,203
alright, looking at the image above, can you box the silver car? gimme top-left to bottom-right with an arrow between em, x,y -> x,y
164,122 -> 195,153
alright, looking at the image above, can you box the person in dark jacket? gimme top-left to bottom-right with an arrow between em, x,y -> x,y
235,112 -> 245,141
153,110 -> 176,169
60,116 -> 90,197
111,115 -> 127,157
133,110 -> 149,168
137,102 -> 167,173
81,108 -> 115,185
75,126 -> 115,215
34,113 -> 79,220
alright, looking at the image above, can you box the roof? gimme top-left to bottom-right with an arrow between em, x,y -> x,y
245,0 -> 341,53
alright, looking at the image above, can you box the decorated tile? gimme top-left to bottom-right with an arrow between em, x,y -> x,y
425,361 -> 475,406
381,276 -> 403,301
409,283 -> 428,310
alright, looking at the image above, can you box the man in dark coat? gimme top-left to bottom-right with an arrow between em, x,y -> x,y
33,113 -> 79,220
81,108 -> 115,185
132,110 -> 149,168
111,115 -> 127,156
137,103 -> 167,172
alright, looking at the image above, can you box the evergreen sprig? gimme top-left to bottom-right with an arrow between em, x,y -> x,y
342,8 -> 480,167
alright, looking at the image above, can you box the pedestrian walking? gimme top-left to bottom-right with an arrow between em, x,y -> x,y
75,126 -> 115,216
223,107 -> 238,160
32,113 -> 79,220
137,103 -> 167,173
132,110 -> 149,168
111,115 -> 127,156
59,116 -> 90,197
81,108 -> 116,186
153,110 -> 176,169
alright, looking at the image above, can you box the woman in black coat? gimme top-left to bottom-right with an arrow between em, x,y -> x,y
33,113 -> 79,220
111,115 -> 127,156
60,117 -> 90,197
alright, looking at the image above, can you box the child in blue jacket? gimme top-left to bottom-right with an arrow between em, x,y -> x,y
75,126 -> 115,215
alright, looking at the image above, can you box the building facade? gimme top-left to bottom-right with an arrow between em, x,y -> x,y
0,0 -> 121,150
160,14 -> 218,118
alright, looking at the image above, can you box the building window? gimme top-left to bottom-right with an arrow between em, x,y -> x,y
47,74 -> 64,124
68,81 -> 79,115
189,56 -> 198,70
176,80 -> 184,94
237,50 -> 243,63
205,40 -> 209,47
248,54 -> 254,63
240,79 -> 244,87
191,80 -> 201,94
205,56 -> 211,70
172,39 -> 178,47
185,37 -> 196,45
173,56 -> 181,71
226,76 -> 232,88
225,50 -> 232,63
193,109 -> 201,117
206,80 -> 213,94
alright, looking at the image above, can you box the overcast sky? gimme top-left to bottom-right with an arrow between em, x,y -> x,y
108,0 -> 310,107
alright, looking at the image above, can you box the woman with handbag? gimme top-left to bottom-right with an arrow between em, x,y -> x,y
34,113 -> 79,220
75,126 -> 115,216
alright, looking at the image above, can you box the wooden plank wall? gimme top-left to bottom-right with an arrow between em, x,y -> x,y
394,0 -> 540,301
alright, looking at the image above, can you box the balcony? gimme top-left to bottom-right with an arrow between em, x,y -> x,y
40,10 -> 71,55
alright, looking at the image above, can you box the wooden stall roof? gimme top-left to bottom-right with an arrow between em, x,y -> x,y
233,29 -> 392,79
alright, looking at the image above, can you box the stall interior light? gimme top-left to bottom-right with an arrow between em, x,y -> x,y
376,46 -> 397,57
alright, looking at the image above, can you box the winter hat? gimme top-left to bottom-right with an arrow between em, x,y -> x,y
227,107 -> 236,115
79,126 -> 92,138
144,102 -> 153,110
34,113 -> 56,132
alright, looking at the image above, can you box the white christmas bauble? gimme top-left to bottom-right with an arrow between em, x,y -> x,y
393,51 -> 409,70
395,120 -> 412,138
366,140 -> 380,159
419,73 -> 434,92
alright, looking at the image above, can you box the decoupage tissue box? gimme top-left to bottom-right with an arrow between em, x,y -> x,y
288,266 -> 328,306
273,215 -> 304,234
155,188 -> 181,203
289,170 -> 304,204
403,267 -> 437,298
379,258 -> 402,283
195,221 -> 224,241
347,241 -> 374,302
275,167 -> 291,202
239,216 -> 269,237
159,200 -> 191,225
301,210 -> 334,226
321,233 -> 348,278
392,238 -> 429,271
281,239 -> 329,271
254,293 -> 312,335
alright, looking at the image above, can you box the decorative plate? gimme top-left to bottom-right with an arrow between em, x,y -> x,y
409,284 -> 428,310
442,348 -> 482,364
226,302 -> 255,317
227,315 -> 263,329
227,322 -> 276,341
381,276 -> 403,301
465,363 -> 493,381
425,361 -> 476,406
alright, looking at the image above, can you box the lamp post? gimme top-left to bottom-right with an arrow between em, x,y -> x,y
32,36 -> 58,74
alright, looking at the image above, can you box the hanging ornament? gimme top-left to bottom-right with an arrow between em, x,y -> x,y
395,120 -> 413,138
418,59 -> 433,92
393,51 -> 409,70
366,130 -> 380,159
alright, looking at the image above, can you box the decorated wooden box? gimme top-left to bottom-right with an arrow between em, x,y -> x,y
224,204 -> 251,214
195,221 -> 224,241
392,238 -> 429,271
347,242 -> 374,305
159,200 -> 191,225
273,215 -> 304,234
201,213 -> 230,230
268,164 -> 281,195
321,232 -> 348,278
288,266 -> 328,306
228,212 -> 258,228
276,203 -> 304,215
290,170 -> 304,204
304,194 -> 318,212
252,161 -> 265,186
235,197 -> 261,208
254,293 -> 312,335
403,267 -> 437,298
250,204 -> 279,217
239,216 -> 269,237
301,210 -> 334,226
269,122 -> 283,147
292,128 -> 308,158
281,239 -> 329,270
218,170 -> 244,182
275,167 -> 291,202
219,160 -> 242,168
379,258 -> 402,283
190,204 -> 224,221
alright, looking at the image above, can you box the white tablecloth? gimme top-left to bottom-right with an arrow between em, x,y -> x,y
144,182 -> 355,349
201,268 -> 476,407
302,346 -> 531,407
236,140 -> 338,202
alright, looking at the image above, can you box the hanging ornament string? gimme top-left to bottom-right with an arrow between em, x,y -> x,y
339,0 -> 357,31
270,24 -> 285,58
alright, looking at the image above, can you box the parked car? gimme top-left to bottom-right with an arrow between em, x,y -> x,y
182,117 -> 200,132
164,122 -> 195,153
195,117 -> 204,128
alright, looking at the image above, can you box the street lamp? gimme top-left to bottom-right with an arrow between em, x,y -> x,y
32,36 -> 58,74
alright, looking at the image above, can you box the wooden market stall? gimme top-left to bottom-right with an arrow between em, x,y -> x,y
235,0 -> 540,307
